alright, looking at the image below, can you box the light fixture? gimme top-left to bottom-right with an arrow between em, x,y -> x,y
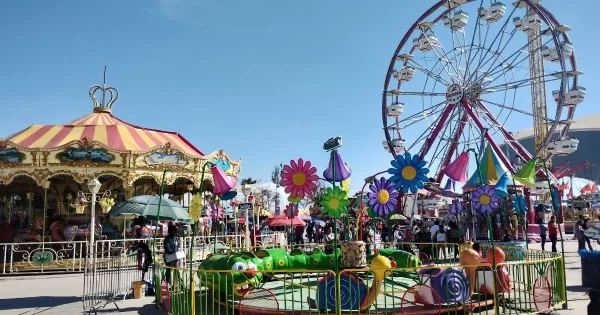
43,180 -> 51,189
65,193 -> 73,201
187,184 -> 194,191
241,184 -> 252,197
87,178 -> 102,194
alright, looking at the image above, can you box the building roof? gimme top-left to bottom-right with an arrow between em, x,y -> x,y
5,111 -> 204,156
512,114 -> 600,140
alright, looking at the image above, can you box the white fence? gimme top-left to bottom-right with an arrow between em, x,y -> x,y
0,233 -> 284,275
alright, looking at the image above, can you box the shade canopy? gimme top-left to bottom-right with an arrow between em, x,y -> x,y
264,215 -> 306,227
109,195 -> 191,222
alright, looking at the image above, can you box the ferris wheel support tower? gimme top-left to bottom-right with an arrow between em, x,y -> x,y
521,1 -> 550,164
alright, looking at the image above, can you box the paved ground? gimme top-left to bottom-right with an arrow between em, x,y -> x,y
0,239 -> 591,315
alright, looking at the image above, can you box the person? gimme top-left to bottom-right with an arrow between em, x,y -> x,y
538,219 -> 548,251
381,224 -> 390,245
163,224 -> 180,284
364,224 -> 375,255
511,215 -> 519,241
418,226 -> 433,258
393,225 -> 404,250
582,216 -> 594,250
430,220 -> 440,243
447,221 -> 460,259
502,229 -> 513,242
294,224 -> 305,245
575,216 -> 585,250
324,227 -> 335,254
435,223 -> 447,260
306,223 -> 315,243
548,216 -> 559,253
472,242 -> 483,258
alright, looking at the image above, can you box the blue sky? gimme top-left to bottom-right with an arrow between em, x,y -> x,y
0,0 -> 597,194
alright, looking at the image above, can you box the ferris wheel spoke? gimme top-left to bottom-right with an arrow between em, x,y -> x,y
400,91 -> 447,97
463,0 -> 486,83
397,106 -> 446,130
474,32 -> 551,87
473,100 -> 534,161
407,59 -> 452,86
482,74 -> 561,94
391,100 -> 447,126
467,3 -> 520,84
449,29 -> 467,80
427,29 -> 465,84
435,110 -> 469,182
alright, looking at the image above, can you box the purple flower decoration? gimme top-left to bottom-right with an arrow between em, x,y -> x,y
448,199 -> 464,215
472,185 -> 500,214
367,177 -> 399,216
209,203 -> 223,221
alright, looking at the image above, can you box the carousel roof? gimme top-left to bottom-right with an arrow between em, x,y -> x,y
4,86 -> 204,157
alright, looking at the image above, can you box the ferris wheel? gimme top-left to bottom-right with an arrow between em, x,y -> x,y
382,0 -> 585,184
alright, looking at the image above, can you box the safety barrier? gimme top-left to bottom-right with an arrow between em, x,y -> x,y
82,250 -> 149,314
152,246 -> 566,315
0,233 -> 277,275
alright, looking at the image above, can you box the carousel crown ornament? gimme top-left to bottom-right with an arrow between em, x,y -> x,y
89,84 -> 118,114
442,152 -> 469,182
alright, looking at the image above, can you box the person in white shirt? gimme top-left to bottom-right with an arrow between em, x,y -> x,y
324,227 -> 335,254
393,225 -> 404,250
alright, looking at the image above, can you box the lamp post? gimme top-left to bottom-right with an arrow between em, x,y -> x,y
80,178 -> 110,258
241,184 -> 252,249
42,180 -> 51,253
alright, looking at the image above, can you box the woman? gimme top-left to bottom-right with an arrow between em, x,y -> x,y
324,227 -> 335,254
548,216 -> 559,253
393,225 -> 404,250
163,224 -> 180,284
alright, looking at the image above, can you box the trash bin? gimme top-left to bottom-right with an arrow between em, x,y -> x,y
131,281 -> 147,299
579,250 -> 600,289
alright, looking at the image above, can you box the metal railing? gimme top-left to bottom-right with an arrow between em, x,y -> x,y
0,233 -> 278,275
151,245 -> 566,315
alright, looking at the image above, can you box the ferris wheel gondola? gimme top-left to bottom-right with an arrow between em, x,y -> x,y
382,0 -> 583,185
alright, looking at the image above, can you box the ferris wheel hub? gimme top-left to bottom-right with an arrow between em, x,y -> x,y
445,84 -> 464,105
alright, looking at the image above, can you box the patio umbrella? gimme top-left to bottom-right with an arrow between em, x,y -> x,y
313,220 -> 326,227
109,195 -> 191,222
389,214 -> 408,221
264,215 -> 306,227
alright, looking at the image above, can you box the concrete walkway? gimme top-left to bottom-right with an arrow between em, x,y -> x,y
0,239 -> 591,315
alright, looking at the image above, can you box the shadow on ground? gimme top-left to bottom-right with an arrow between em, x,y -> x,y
0,296 -> 80,311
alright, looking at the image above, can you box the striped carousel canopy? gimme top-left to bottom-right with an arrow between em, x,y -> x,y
5,110 -> 204,157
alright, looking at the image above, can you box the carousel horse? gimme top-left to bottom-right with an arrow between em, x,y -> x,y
12,215 -> 44,242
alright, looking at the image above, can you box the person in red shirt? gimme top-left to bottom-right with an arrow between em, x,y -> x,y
548,216 -> 559,253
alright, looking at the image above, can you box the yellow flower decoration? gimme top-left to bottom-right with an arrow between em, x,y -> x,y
341,178 -> 351,193
189,193 -> 203,222
319,186 -> 350,218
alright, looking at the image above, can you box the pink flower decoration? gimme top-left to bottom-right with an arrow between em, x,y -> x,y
280,158 -> 319,199
285,203 -> 299,218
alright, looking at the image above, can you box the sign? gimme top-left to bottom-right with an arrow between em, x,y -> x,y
238,203 -> 253,217
239,203 -> 253,210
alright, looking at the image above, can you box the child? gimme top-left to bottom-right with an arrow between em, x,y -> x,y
502,229 -> 513,242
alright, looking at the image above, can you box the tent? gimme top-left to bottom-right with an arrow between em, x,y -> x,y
463,145 -> 514,191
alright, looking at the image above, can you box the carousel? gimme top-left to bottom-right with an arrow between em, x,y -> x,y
0,83 -> 241,244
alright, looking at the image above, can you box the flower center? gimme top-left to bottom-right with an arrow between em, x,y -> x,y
480,194 -> 491,206
401,166 -> 417,180
328,198 -> 340,209
292,172 -> 306,186
377,190 -> 390,204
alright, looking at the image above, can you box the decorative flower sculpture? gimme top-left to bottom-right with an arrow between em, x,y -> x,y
551,188 -> 560,212
209,203 -> 223,222
189,193 -> 203,221
367,177 -> 398,216
320,186 -> 350,218
281,158 -> 319,199
387,152 -> 429,193
472,185 -> 500,214
448,199 -> 464,215
511,194 -> 528,215
284,203 -> 299,218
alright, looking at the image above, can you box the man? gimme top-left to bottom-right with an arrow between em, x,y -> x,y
538,219 -> 548,251
575,216 -> 585,250
582,215 -> 593,250
548,216 -> 559,253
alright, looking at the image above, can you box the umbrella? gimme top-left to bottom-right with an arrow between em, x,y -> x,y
264,215 -> 306,227
313,220 -> 326,227
109,195 -> 191,222
389,214 -> 408,221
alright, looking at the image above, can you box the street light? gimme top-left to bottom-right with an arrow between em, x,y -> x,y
241,184 -> 252,248
42,180 -> 51,254
87,178 -> 101,257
